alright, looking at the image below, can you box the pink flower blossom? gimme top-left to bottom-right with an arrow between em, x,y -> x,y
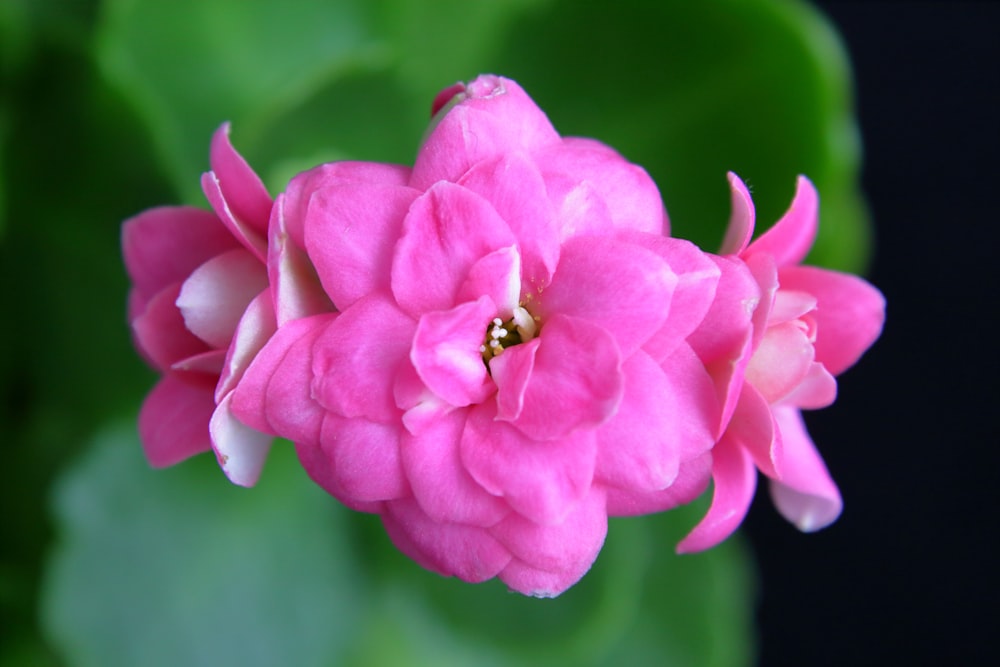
678,173 -> 885,553
232,75 -> 746,596
122,124 -> 279,485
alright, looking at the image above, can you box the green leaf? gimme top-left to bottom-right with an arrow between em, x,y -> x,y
488,0 -> 868,272
41,428 -> 365,667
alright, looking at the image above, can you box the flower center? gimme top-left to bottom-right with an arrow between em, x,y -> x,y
480,306 -> 538,362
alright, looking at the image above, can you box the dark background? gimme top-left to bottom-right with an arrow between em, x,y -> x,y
744,2 -> 998,665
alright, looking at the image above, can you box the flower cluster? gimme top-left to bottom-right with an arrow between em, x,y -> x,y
122,75 -> 884,597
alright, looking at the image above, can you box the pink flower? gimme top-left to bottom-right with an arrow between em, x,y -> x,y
122,124 -> 279,485
232,75 -> 744,596
678,173 -> 885,553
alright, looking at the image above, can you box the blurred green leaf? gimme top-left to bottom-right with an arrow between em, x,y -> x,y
488,0 -> 867,272
41,429 -> 365,667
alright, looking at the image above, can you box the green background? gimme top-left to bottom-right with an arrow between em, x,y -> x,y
0,1 -> 867,664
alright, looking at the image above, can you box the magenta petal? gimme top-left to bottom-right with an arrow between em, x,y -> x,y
201,171 -> 268,262
538,235 -> 676,358
207,123 -> 272,237
778,265 -> 885,376
122,206 -> 238,300
293,441 -> 383,514
458,153 -> 560,283
172,349 -> 226,375
304,183 -> 420,311
230,313 -> 334,444
456,245 -> 522,316
675,435 -> 757,554
138,374 -> 216,467
746,175 -> 818,268
488,338 -> 538,423
312,295 -> 415,422
411,75 -> 560,189
209,391 -> 273,487
605,452 -> 712,516
493,487 -> 607,597
745,320 -> 816,404
462,402 -> 597,525
768,407 -> 842,531
317,415 -> 408,503
176,248 -> 268,349
382,497 -> 512,583
536,137 -> 667,235
401,407 -> 509,526
216,290 -> 277,402
391,182 -> 516,317
267,194 -> 334,326
500,314 -> 623,441
411,297 -> 494,407
719,172 -> 755,255
132,283 -> 208,370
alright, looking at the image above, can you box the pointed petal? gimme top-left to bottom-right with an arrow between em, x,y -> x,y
675,436 -> 757,554
201,171 -> 267,262
210,391 -> 272,487
536,235 -> 677,358
312,295 -> 415,422
176,248 -> 268,349
391,182 -> 516,317
778,265 -> 885,375
537,137 -> 667,235
459,153 -> 560,284
382,497 -> 512,583
138,374 -> 216,467
746,175 -> 818,267
768,407 -> 842,532
207,123 -> 272,236
493,487 -> 607,598
411,297 -> 494,407
461,402 -> 597,525
719,172 -> 755,255
304,183 -> 420,311
497,314 -> 623,441
122,206 -> 237,300
401,407 -> 509,527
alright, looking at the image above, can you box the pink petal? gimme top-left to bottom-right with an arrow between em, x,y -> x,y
176,248 -> 268,349
131,283 -> 209,371
381,497 -> 512,583
209,391 -> 273,487
267,194 -> 334,326
781,362 -> 838,409
544,178 -> 616,240
207,123 -> 272,237
458,152 -> 560,283
172,349 -> 226,375
768,289 -> 818,325
675,435 -> 757,554
768,407 -> 842,531
615,233 -> 721,362
493,487 -> 608,598
411,296 -> 494,407
215,289 -> 277,402
488,338 -> 538,423
536,235 -> 676,358
282,161 -> 412,248
400,407 -> 510,527
778,265 -> 885,376
496,314 -> 623,441
461,402 -> 597,526
536,137 -> 667,235
293,440 -> 384,514
201,171 -> 268,262
391,182 -> 516,317
456,245 -> 522,316
745,320 -> 816,404
745,175 -> 818,268
719,172 -> 755,255
138,373 -> 216,467
726,382 -> 781,479
122,206 -> 238,302
316,414 -> 408,503
303,183 -> 420,311
311,295 -> 415,423
230,313 -> 334,445
605,452 -> 712,516
410,75 -> 560,189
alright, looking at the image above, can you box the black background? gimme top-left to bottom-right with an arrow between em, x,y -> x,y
743,2 -> 998,665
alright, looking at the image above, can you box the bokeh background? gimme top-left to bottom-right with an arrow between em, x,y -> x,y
0,0 -> 994,665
